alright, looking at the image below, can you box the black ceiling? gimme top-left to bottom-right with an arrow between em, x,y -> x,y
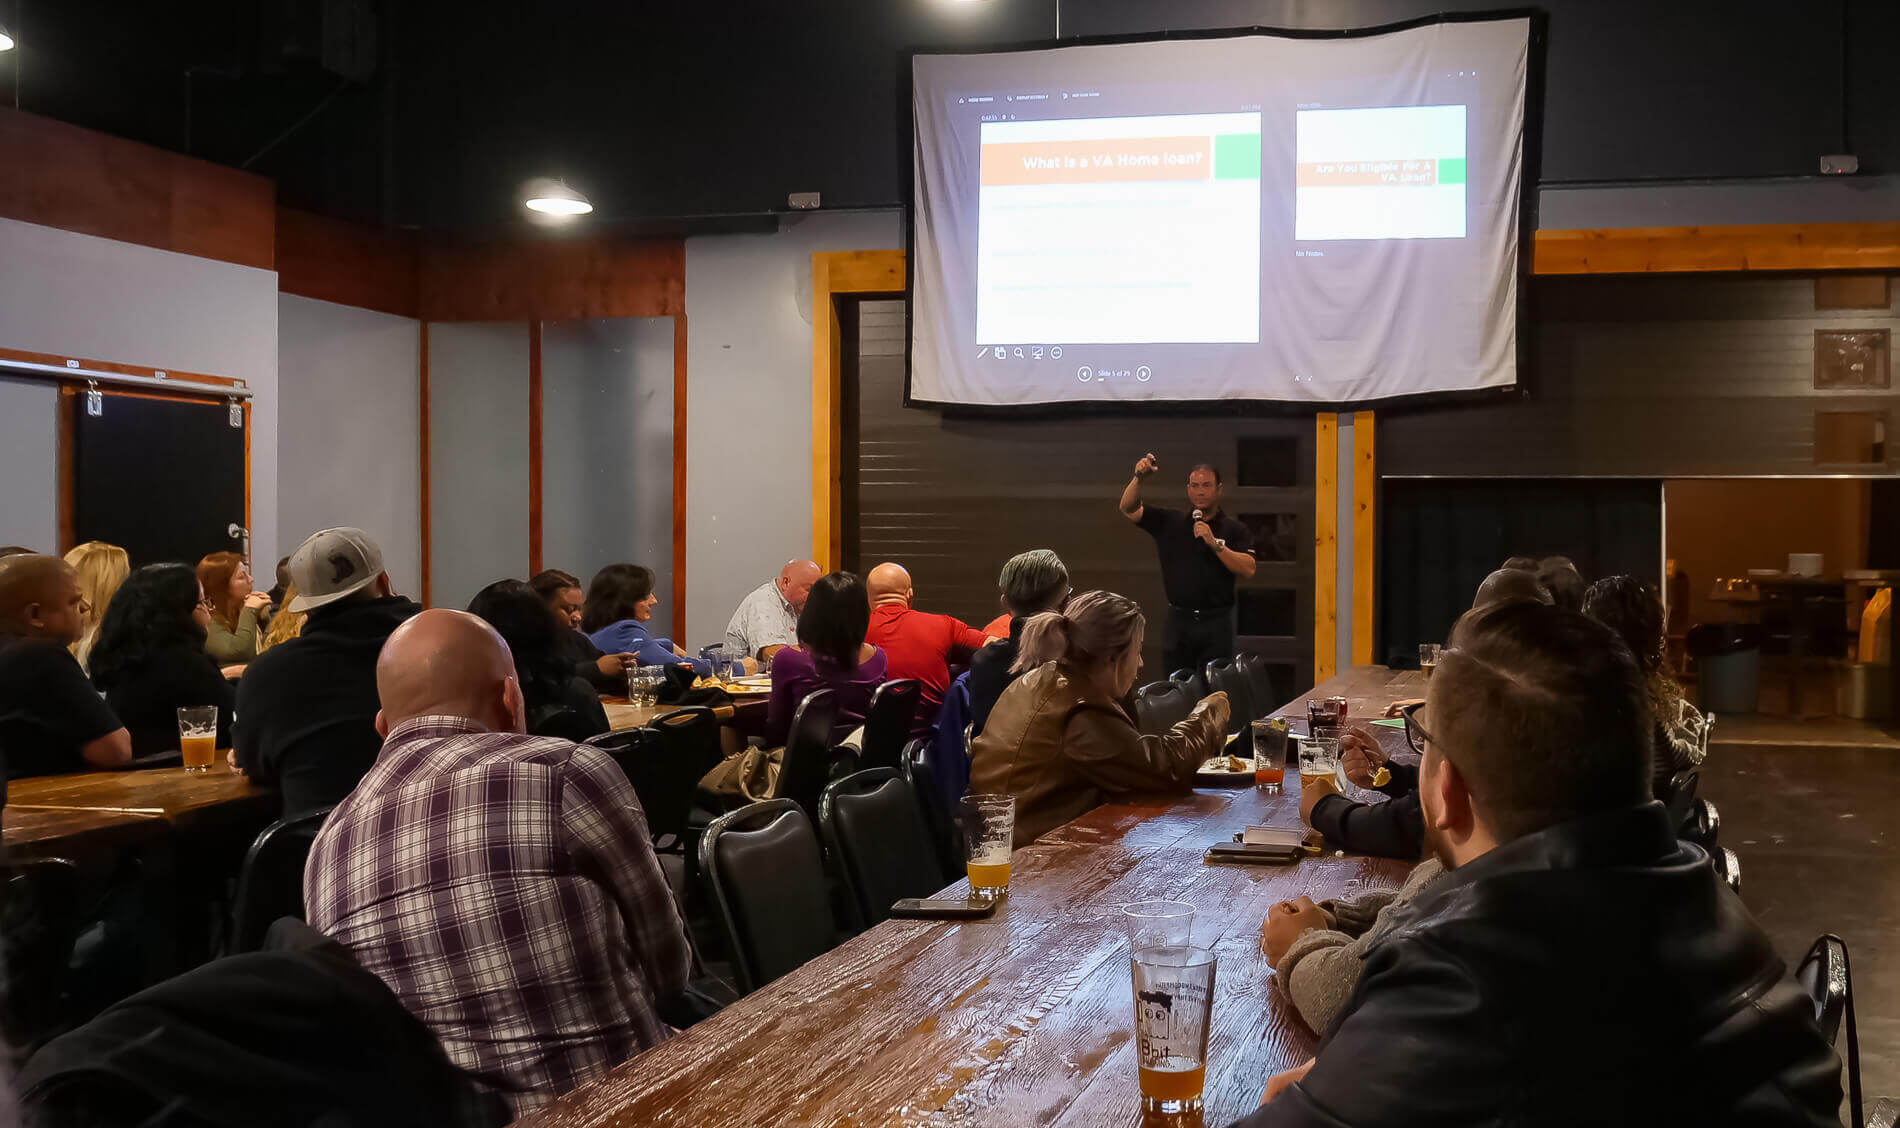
4,0 -> 1896,235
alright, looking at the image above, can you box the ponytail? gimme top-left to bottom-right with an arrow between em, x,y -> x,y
1010,590 -> 1143,675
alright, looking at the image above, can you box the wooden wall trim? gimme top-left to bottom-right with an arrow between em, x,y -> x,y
276,206 -> 420,318
419,234 -> 685,322
0,108 -> 274,271
1314,414 -> 1338,683
673,314 -> 688,646
1350,411 -> 1376,667
527,321 -> 544,576
811,249 -> 905,571
1532,222 -> 1900,275
418,322 -> 432,608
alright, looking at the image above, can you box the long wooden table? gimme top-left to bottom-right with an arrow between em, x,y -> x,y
603,690 -> 770,732
518,666 -> 1422,1128
5,763 -> 275,858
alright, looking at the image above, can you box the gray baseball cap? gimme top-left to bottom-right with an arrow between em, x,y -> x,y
285,527 -> 386,612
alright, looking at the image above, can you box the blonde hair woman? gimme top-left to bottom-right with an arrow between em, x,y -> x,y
968,590 -> 1229,847
258,584 -> 307,654
63,540 -> 130,671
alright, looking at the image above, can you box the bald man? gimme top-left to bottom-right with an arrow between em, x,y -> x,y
724,558 -> 822,661
304,609 -> 691,1112
864,562 -> 991,739
0,553 -> 132,777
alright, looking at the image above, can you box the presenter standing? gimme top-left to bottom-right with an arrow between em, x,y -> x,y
1119,453 -> 1256,674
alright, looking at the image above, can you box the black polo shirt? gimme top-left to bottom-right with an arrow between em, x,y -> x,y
1136,505 -> 1254,611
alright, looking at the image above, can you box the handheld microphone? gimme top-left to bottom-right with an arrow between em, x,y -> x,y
1192,509 -> 1203,521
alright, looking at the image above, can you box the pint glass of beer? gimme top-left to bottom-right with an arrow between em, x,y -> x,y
961,794 -> 1015,900
1419,643 -> 1442,680
1131,944 -> 1216,1113
177,705 -> 219,772
1298,736 -> 1341,792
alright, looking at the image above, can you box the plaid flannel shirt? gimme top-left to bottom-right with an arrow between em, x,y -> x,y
305,715 -> 690,1110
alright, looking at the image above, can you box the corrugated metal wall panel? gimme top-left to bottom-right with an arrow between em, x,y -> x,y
846,299 -> 1315,692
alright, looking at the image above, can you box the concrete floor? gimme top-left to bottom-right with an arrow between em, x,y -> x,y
1706,736 -> 1900,1112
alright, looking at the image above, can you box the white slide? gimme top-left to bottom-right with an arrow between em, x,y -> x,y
1295,105 -> 1468,241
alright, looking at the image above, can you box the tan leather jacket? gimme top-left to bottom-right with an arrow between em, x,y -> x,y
968,661 -> 1230,848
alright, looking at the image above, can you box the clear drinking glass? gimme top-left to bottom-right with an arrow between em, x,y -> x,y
1250,717 -> 1288,792
1298,736 -> 1342,792
1419,642 -> 1442,680
1131,945 -> 1217,1113
177,705 -> 219,772
1122,900 -> 1195,951
961,794 -> 1016,900
628,665 -> 666,706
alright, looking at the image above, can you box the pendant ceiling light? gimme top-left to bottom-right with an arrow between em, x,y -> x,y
521,178 -> 593,218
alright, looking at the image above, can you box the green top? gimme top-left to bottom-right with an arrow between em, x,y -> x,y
204,605 -> 261,665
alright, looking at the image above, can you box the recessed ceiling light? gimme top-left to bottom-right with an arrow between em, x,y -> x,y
521,178 -> 593,218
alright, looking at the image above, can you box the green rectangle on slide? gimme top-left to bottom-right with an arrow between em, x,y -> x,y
1437,157 -> 1466,185
1214,133 -> 1261,179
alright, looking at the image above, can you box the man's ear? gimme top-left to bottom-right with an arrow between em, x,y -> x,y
1429,752 -> 1475,834
21,600 -> 42,629
373,709 -> 390,738
502,675 -> 526,735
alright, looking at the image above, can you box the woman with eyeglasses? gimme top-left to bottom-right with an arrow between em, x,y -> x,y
89,563 -> 236,759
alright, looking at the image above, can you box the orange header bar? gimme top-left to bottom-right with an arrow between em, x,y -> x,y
1297,160 -> 1437,187
981,137 -> 1212,186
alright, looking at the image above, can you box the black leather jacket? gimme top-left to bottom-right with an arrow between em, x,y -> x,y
1235,802 -> 1841,1127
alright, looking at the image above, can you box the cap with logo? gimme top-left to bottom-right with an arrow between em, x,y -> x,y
285,527 -> 385,612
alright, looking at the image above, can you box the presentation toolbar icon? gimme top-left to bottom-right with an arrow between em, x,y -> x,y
1076,366 -> 1093,382
1136,366 -> 1153,382
993,347 -> 1007,359
1014,347 -> 1025,358
1031,346 -> 1044,359
1049,346 -> 1063,359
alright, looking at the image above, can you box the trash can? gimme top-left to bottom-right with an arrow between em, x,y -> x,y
1687,623 -> 1761,715
1839,663 -> 1892,721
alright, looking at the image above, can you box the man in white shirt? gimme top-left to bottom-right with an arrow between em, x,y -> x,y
723,559 -> 821,661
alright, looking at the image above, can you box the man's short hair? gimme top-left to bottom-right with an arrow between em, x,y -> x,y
1433,601 -> 1652,842
1188,463 -> 1222,485
998,549 -> 1069,617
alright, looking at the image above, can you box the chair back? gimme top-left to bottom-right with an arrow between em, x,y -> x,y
859,679 -> 921,770
820,768 -> 945,929
778,688 -> 840,819
1713,846 -> 1742,896
591,721 -> 708,846
228,805 -> 334,955
1203,659 -> 1253,734
529,703 -> 603,743
1168,667 -> 1208,701
1682,797 -> 1721,852
1134,681 -> 1193,736
903,736 -> 963,882
1662,767 -> 1699,826
1797,934 -> 1864,1128
1235,652 -> 1285,719
698,799 -> 837,993
1,856 -> 83,1049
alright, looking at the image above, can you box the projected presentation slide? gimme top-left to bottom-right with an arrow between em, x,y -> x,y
909,16 -> 1530,408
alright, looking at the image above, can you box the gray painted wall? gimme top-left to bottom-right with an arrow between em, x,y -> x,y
542,318 -> 675,625
683,208 -> 905,648
428,322 -> 530,610
0,375 -> 59,552
276,294 -> 423,593
0,217 -> 280,563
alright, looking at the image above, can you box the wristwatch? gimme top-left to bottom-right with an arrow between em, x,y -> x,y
1214,538 -> 1227,551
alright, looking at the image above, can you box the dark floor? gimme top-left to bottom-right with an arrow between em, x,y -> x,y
1706,736 -> 1900,1109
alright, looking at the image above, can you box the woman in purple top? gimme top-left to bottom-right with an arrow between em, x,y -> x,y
764,571 -> 888,746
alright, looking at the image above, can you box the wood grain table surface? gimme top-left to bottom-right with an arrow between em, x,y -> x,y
603,691 -> 770,732
519,667 -> 1423,1128
2,805 -> 170,860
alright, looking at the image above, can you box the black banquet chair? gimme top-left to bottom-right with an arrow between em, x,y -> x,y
1,856 -> 85,1049
820,767 -> 946,930
777,688 -> 840,821
1168,667 -> 1208,702
589,716 -> 719,853
902,737 -> 963,884
698,799 -> 840,994
1134,681 -> 1193,737
1235,652 -> 1285,719
1797,934 -> 1866,1128
1203,658 -> 1254,734
857,679 -> 921,771
227,805 -> 334,955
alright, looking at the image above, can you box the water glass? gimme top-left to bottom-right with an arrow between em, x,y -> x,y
1250,717 -> 1288,792
1122,900 -> 1195,951
961,794 -> 1016,900
177,705 -> 219,772
1131,945 -> 1217,1113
